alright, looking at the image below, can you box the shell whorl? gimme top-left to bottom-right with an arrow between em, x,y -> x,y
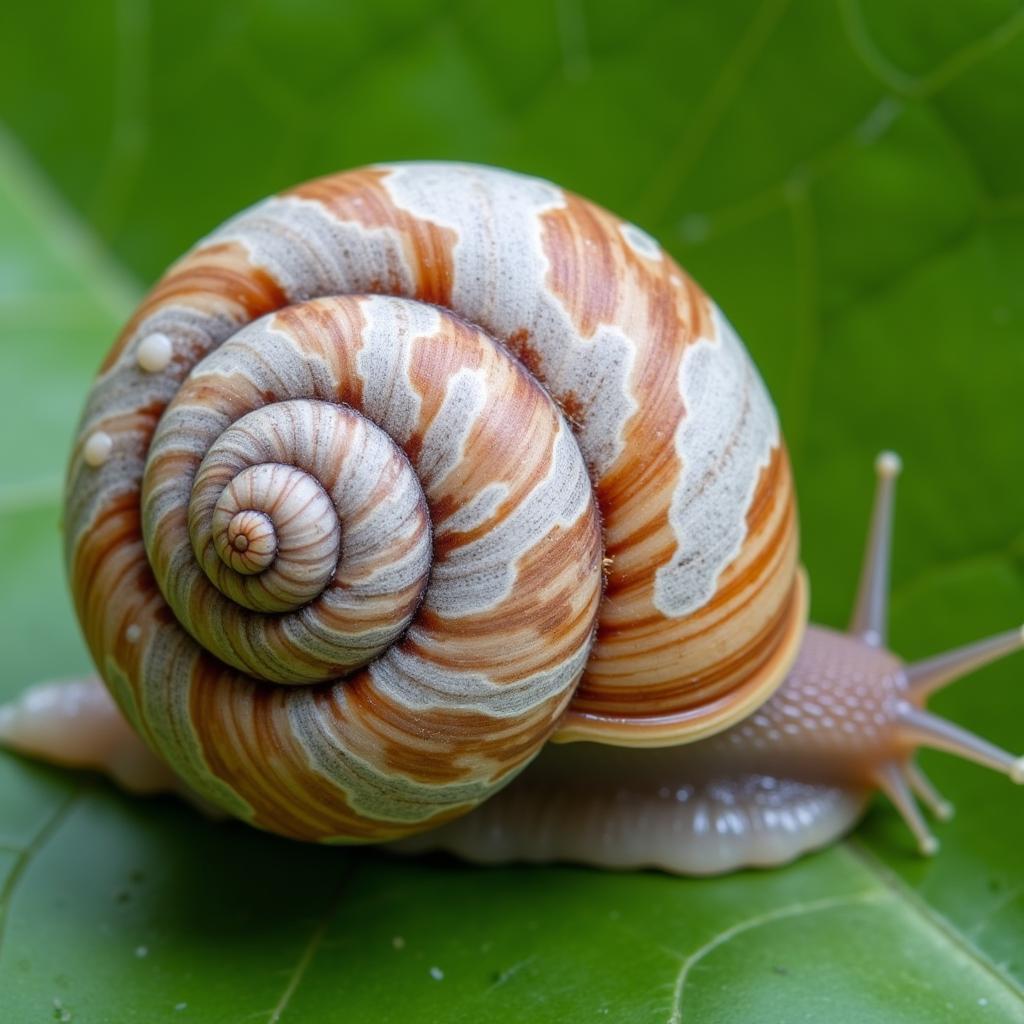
149,393 -> 435,680
65,162 -> 803,842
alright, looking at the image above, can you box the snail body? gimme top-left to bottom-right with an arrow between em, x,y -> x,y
1,163 -> 1020,872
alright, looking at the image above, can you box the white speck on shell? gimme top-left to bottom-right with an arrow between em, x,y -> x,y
136,332 -> 174,373
125,624 -> 142,644
619,222 -> 662,260
83,431 -> 113,467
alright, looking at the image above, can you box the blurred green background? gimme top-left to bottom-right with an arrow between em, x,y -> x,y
1,1 -> 1023,1021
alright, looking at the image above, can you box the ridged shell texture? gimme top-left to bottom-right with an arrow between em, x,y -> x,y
65,163 -> 803,841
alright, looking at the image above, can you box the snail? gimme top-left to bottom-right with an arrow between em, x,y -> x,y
1,162 -> 1021,875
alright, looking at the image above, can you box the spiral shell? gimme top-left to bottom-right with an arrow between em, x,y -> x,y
66,162 -> 804,842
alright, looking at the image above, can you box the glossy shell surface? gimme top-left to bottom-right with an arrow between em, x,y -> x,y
66,162 -> 803,841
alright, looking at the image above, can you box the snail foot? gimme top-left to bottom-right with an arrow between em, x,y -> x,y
0,677 -> 178,794
392,745 -> 869,875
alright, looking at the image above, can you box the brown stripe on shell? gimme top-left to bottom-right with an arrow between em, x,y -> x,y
556,568 -> 808,747
101,241 -> 289,373
534,184 -> 797,737
560,446 -> 800,740
185,665 -> 414,842
287,169 -> 457,305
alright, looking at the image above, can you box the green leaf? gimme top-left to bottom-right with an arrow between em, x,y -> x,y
1,2 -> 1023,1020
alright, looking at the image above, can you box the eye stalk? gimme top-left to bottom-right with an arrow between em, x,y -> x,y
849,450 -> 902,648
851,451 -> 1024,855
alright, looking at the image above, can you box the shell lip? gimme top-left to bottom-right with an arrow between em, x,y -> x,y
552,567 -> 809,748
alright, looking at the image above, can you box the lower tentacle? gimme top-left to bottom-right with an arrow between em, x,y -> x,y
895,702 -> 1024,784
905,761 -> 954,822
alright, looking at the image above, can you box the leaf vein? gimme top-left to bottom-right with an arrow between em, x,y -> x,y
843,839 -> 1024,1004
641,0 -> 793,222
666,890 -> 881,1023
0,786 -> 82,965
839,0 -> 1024,100
264,870 -> 353,1024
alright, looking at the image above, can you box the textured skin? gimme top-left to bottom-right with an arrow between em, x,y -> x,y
64,162 -> 803,842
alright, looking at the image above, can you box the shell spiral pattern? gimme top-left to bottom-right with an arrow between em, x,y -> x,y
66,162 -> 804,842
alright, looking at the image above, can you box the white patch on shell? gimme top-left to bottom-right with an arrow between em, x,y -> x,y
416,367 -> 488,494
437,482 -> 508,536
287,689 -> 512,825
427,422 -> 592,618
356,296 -> 436,446
370,639 -> 590,717
289,645 -> 587,827
134,635 -> 253,821
379,162 -> 638,478
618,222 -> 662,261
654,306 -> 780,617
202,195 -> 416,302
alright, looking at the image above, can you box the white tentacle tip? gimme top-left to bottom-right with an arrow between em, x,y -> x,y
83,431 -> 113,468
1010,757 -> 1024,785
136,332 -> 174,373
919,834 -> 940,857
934,801 -> 955,823
875,451 -> 902,478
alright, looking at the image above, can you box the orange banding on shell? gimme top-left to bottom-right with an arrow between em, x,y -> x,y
66,163 -> 802,842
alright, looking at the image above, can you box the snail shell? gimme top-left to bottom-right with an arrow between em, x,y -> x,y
66,162 -> 804,842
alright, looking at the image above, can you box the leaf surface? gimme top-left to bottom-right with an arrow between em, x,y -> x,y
1,3 -> 1023,1020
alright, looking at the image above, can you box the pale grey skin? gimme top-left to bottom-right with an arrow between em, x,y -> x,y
2,454 -> 1022,874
